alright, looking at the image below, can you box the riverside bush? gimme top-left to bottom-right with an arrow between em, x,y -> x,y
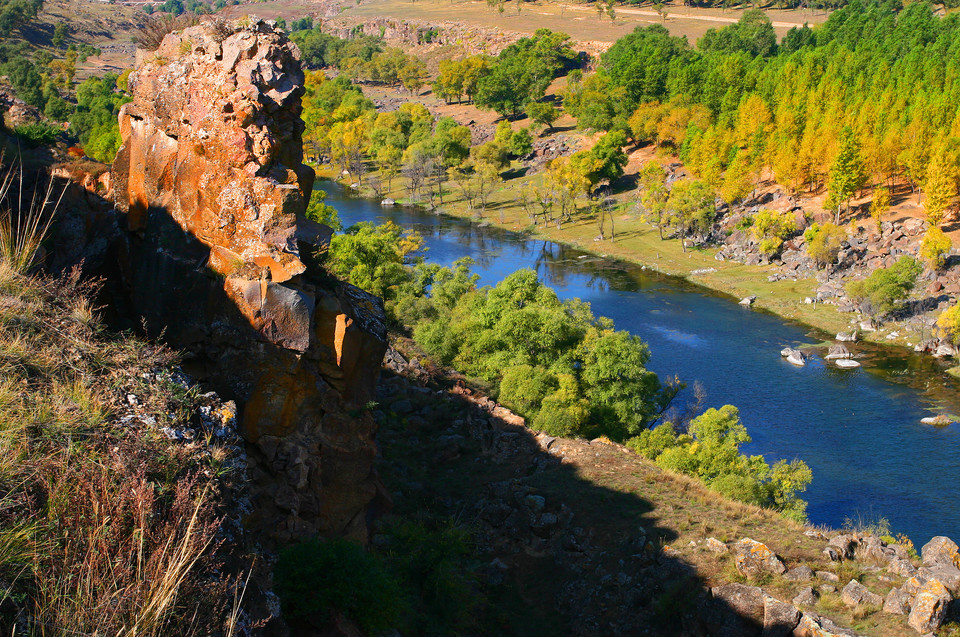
627,406 -> 812,521
327,221 -> 813,519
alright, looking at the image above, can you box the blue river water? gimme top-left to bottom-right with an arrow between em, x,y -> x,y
320,181 -> 960,545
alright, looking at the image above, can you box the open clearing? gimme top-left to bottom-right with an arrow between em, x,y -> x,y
227,0 -> 830,47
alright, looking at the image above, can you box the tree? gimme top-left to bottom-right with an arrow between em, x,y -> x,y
667,179 -> 715,251
575,130 -> 628,188
845,256 -> 921,318
936,304 -> 960,346
920,227 -> 952,271
526,100 -> 559,134
870,187 -> 890,235
923,150 -> 956,227
400,58 -> 427,95
804,222 -> 845,269
826,127 -> 866,224
638,162 -> 669,239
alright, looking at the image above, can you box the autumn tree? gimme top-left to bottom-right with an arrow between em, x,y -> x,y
870,187 -> 890,235
920,227 -> 952,271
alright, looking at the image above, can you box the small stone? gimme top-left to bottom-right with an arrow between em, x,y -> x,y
792,587 -> 818,607
733,538 -> 787,579
816,570 -> 840,583
785,565 -> 814,581
704,537 -> 727,553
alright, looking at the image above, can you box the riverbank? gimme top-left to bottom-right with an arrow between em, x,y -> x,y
317,167 -> 944,361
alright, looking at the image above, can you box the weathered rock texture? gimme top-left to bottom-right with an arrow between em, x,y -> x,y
111,19 -> 388,544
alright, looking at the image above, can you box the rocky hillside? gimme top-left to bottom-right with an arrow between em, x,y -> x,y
377,340 -> 960,636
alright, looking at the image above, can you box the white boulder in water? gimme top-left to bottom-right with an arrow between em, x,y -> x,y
920,415 -> 955,426
835,359 -> 861,369
781,348 -> 806,366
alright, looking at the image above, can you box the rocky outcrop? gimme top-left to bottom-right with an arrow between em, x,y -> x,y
111,19 -> 388,544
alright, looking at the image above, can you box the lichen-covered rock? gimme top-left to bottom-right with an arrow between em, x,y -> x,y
733,538 -> 787,579
111,19 -> 388,545
921,535 -> 960,567
907,579 -> 951,634
785,565 -> 814,581
709,583 -> 764,634
792,587 -> 818,607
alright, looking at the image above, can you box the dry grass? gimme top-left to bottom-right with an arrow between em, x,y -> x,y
135,13 -> 200,51
0,262 -> 245,634
0,165 -> 66,274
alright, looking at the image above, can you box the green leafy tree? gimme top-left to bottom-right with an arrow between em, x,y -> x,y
826,127 -> 866,224
751,209 -> 797,257
526,99 -> 559,133
845,256 -> 922,318
667,179 -> 716,251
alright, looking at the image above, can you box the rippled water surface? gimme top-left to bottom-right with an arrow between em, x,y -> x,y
322,181 -> 960,544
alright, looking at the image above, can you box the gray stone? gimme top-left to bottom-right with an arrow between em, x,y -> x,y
888,558 -> 918,577
792,587 -> 818,607
825,343 -> 852,359
922,536 -> 959,567
762,595 -> 800,636
733,538 -> 787,579
785,565 -> 814,581
704,537 -> 728,553
816,570 -> 840,582
882,587 -> 911,615
917,563 -> 960,595
711,582 -> 764,625
828,534 -> 859,559
840,579 -> 883,608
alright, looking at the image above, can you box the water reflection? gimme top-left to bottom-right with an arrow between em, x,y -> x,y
320,181 -> 960,544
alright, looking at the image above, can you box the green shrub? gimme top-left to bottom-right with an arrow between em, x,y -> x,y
845,256 -> 921,317
13,122 -> 59,147
274,538 -> 404,633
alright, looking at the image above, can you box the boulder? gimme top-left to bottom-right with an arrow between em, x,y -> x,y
882,587 -> 911,615
835,331 -> 858,342
733,538 -> 787,579
740,295 -> 757,306
780,348 -> 806,367
762,595 -> 800,636
840,579 -> 883,608
855,535 -> 888,564
704,537 -> 728,553
816,570 -> 840,582
793,613 -> 855,637
711,583 -> 764,628
917,563 -> 960,595
381,198 -> 396,206
922,536 -> 960,567
934,344 -> 957,358
828,534 -> 859,560
907,579 -> 952,634
887,558 -> 918,577
825,343 -> 852,359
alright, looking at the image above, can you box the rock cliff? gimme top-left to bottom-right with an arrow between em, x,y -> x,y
110,19 -> 388,544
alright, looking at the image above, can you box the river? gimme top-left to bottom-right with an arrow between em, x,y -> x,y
320,181 -> 960,545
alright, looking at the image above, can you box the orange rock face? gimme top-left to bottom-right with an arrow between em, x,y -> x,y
111,19 -> 387,545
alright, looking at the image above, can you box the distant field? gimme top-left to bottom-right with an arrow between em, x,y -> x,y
227,0 -> 830,46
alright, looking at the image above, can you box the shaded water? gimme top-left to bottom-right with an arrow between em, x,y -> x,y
321,181 -> 960,544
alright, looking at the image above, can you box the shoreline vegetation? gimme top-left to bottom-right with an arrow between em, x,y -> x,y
315,166 -> 954,375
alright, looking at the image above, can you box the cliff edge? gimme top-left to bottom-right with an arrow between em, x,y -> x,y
110,19 -> 388,544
